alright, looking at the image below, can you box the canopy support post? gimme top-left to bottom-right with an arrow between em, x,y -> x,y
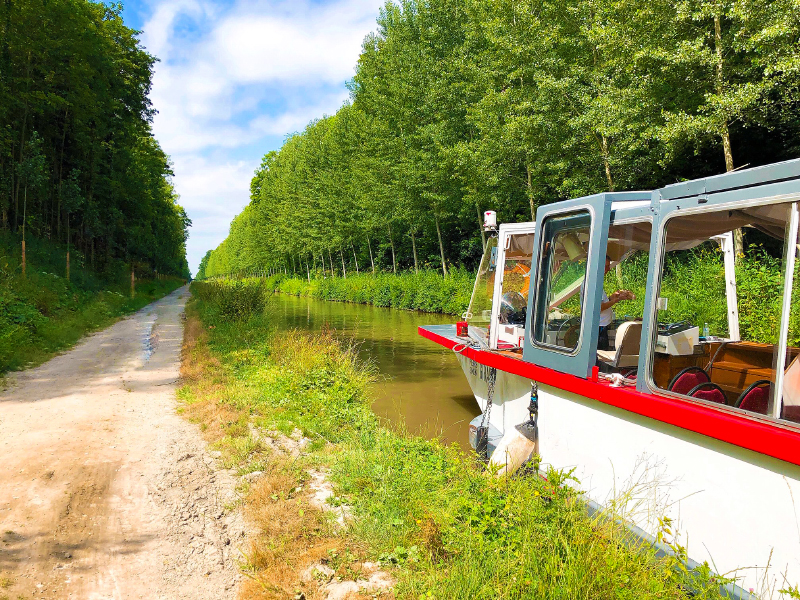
772,202 -> 799,419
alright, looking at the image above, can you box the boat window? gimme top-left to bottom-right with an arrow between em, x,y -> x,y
499,233 -> 535,322
494,232 -> 535,349
532,211 -> 591,351
592,221 -> 652,369
649,201 -> 800,424
465,236 -> 499,344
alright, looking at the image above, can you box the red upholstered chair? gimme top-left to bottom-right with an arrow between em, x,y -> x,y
688,382 -> 727,405
668,367 -> 710,396
734,380 -> 771,415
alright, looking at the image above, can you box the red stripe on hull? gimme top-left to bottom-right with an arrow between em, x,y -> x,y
419,326 -> 800,467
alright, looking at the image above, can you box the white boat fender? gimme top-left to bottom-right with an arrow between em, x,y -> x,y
489,383 -> 539,477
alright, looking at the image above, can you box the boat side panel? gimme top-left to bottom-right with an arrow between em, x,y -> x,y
419,325 -> 800,467
537,382 -> 800,591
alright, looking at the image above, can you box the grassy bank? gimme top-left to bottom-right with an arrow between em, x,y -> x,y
0,232 -> 185,374
180,278 -> 734,599
257,269 -> 473,315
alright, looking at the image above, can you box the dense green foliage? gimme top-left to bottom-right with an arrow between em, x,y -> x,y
0,232 -> 183,374
202,0 -> 800,279
265,269 -> 473,314
184,279 -> 736,598
0,0 -> 190,277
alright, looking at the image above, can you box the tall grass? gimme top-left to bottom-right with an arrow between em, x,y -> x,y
0,232 -> 184,374
259,268 -> 474,315
181,279 -> 734,599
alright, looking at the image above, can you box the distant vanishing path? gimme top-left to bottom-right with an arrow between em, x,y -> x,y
0,286 -> 244,599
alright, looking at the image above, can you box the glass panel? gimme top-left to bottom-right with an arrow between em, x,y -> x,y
780,205 -> 800,424
533,211 -> 591,351
596,222 -> 651,364
466,237 -> 499,344
650,202 -> 797,420
499,233 -> 535,327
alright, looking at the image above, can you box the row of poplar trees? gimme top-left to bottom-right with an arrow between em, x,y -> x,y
0,0 -> 191,278
200,0 -> 800,280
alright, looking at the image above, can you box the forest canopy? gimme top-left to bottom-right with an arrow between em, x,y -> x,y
202,0 -> 800,280
0,0 -> 190,278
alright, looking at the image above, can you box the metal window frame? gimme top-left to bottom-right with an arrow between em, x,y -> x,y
523,195 -> 612,378
488,222 -> 537,350
638,184 -> 800,422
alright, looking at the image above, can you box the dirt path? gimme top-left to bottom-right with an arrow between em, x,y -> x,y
0,286 -> 244,599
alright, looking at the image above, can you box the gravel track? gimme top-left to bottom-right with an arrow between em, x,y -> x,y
0,286 -> 245,599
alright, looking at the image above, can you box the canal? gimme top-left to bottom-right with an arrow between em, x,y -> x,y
271,293 -> 480,449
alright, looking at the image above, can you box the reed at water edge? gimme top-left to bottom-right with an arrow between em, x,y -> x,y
179,278 -> 744,599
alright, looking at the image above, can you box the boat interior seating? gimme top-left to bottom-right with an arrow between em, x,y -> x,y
688,382 -> 727,405
734,380 -> 772,413
655,341 -> 800,421
668,366 -> 710,396
597,321 -> 642,370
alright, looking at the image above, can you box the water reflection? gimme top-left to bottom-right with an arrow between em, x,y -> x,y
271,294 -> 480,449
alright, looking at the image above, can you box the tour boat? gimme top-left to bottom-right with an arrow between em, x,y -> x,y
419,159 -> 800,594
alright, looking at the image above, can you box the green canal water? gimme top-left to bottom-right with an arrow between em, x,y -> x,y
271,293 -> 480,449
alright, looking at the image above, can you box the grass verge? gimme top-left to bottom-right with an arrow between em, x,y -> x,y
179,280 -> 735,600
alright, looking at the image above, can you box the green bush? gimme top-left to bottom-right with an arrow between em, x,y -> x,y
261,269 -> 473,315
192,278 -> 272,321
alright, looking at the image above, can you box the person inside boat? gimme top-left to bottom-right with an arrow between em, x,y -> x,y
582,255 -> 635,350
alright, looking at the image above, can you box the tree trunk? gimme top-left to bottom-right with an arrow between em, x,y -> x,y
21,187 -> 27,276
601,135 -> 614,192
306,259 -> 310,283
351,244 -> 359,274
434,210 -> 447,276
411,230 -> 419,273
340,249 -> 346,279
713,14 -> 742,258
526,165 -> 536,220
476,204 -> 486,251
388,224 -> 397,273
367,236 -> 375,274
66,212 -> 70,280
320,252 -> 325,275
328,249 -> 335,276
131,264 -> 135,299
714,14 -> 735,173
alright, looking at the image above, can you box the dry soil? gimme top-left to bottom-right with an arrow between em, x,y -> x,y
0,286 -> 245,599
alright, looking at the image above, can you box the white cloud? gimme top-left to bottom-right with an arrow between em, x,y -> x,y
139,0 -> 384,272
171,155 -> 257,271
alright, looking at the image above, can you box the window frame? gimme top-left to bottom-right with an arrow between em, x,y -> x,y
638,189 -> 800,430
523,194 -> 613,378
488,223 -> 537,350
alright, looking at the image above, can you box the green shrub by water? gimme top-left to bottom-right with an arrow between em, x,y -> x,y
192,278 -> 272,321
261,269 -> 473,315
0,232 -> 184,374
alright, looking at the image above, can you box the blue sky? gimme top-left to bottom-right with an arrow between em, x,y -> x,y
120,0 -> 385,274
